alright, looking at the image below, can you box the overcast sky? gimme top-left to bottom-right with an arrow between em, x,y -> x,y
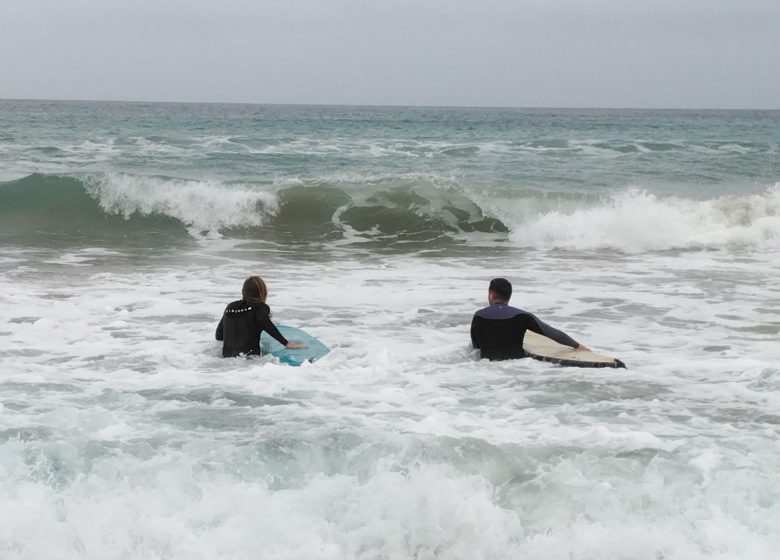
1,0 -> 778,108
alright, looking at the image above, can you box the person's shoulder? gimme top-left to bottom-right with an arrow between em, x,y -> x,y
251,301 -> 271,314
224,299 -> 251,313
473,305 -> 491,317
474,303 -> 524,320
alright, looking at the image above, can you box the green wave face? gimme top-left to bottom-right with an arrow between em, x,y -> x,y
0,173 -> 510,249
0,174 -> 192,248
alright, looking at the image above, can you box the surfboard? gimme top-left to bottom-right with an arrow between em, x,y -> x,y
523,330 -> 626,368
260,325 -> 329,366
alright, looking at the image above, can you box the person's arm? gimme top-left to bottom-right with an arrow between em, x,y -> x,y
526,313 -> 583,349
215,317 -> 224,341
254,306 -> 306,348
259,315 -> 288,346
470,315 -> 480,349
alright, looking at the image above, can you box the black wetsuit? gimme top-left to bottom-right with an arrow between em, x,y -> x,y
215,299 -> 288,358
470,303 -> 578,361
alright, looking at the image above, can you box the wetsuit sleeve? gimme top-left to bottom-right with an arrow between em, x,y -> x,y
215,316 -> 224,341
526,313 -> 578,348
470,315 -> 480,349
255,307 -> 288,346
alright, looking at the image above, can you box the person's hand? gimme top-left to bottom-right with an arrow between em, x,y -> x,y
285,342 -> 307,349
576,343 -> 590,351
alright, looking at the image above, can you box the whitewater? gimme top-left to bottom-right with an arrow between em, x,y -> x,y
1,100 -> 779,559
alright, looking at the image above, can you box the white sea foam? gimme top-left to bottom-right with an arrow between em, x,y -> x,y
84,173 -> 278,233
2,242 -> 779,558
512,186 -> 780,252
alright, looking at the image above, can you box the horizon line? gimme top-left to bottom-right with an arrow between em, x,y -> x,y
1,96 -> 778,112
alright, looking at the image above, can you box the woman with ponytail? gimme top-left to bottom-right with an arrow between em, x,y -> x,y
216,276 -> 305,358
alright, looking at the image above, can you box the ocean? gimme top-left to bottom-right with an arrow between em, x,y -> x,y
1,100 -> 778,559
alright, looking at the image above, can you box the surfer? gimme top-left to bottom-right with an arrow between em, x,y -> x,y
216,276 -> 306,358
471,278 -> 589,361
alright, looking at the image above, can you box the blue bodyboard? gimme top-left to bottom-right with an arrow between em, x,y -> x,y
260,325 -> 329,366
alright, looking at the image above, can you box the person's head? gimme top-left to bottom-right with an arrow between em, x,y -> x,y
488,277 -> 512,303
242,276 -> 268,302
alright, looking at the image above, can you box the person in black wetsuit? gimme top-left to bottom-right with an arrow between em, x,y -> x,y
216,276 -> 306,358
471,278 -> 589,361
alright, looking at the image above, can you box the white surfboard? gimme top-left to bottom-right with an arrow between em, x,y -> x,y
523,330 -> 626,368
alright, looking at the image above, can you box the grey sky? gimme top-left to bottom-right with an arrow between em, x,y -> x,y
1,0 -> 778,108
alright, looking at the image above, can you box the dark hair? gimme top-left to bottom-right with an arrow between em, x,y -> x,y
489,278 -> 512,301
242,276 -> 268,302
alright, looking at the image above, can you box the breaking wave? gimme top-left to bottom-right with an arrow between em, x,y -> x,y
0,173 -> 507,247
512,186 -> 780,253
3,173 -> 778,253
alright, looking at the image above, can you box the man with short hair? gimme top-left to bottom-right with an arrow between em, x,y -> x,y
470,278 -> 589,361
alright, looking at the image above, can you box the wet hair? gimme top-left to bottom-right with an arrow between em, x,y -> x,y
242,276 -> 268,302
489,277 -> 512,301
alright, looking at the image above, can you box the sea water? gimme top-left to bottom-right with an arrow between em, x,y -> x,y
1,100 -> 779,559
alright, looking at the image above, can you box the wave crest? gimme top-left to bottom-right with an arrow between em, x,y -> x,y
83,173 -> 275,235
5,172 -> 774,253
0,173 -> 507,247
